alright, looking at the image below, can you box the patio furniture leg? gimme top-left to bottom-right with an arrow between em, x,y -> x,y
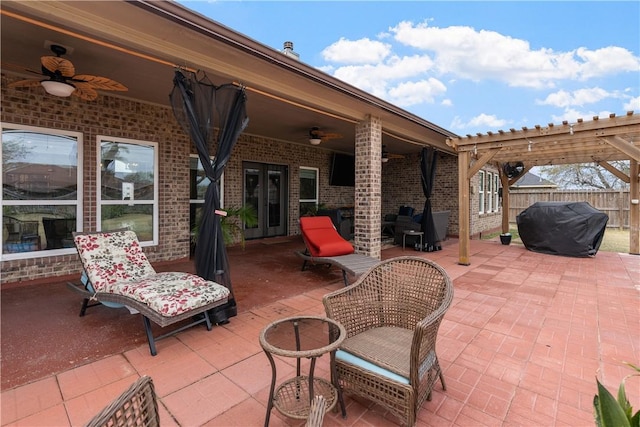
142,316 -> 158,356
79,297 -> 101,317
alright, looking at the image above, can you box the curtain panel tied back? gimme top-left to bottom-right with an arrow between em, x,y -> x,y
170,69 -> 249,323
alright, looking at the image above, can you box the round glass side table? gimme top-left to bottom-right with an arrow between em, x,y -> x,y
259,315 -> 346,426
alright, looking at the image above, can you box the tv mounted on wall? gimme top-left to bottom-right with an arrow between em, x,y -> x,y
329,153 -> 355,187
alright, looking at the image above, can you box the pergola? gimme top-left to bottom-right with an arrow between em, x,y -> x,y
447,111 -> 640,265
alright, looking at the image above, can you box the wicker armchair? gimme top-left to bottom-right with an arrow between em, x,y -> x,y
322,256 -> 453,426
86,376 -> 159,427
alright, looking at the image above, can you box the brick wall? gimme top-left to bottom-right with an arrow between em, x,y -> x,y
381,151 -> 461,235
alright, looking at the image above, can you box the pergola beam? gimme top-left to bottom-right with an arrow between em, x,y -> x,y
601,136 -> 640,162
468,148 -> 500,177
597,161 -> 630,183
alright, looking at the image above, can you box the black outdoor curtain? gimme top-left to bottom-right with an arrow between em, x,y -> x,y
170,69 -> 249,323
420,146 -> 441,252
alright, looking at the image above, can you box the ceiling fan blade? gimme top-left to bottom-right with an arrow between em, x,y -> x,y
41,56 -> 75,77
72,85 -> 97,101
8,79 -> 42,88
321,132 -> 343,140
72,75 -> 127,91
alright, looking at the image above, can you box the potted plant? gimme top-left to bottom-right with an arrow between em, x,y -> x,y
191,205 -> 257,249
499,232 -> 512,245
593,363 -> 639,427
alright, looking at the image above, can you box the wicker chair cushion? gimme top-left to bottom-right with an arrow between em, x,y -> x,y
336,349 -> 409,384
339,326 -> 413,378
74,230 -> 230,317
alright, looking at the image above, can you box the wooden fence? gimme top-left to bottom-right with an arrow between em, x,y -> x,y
508,190 -> 630,229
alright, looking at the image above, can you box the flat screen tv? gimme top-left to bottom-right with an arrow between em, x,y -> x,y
330,153 -> 355,186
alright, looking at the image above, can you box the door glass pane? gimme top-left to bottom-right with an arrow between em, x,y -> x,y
244,168 -> 260,230
268,170 -> 281,227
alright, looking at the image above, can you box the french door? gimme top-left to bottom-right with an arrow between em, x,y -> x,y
243,162 -> 288,239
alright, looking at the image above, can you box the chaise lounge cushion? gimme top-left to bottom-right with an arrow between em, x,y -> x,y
74,230 -> 229,317
300,216 -> 354,257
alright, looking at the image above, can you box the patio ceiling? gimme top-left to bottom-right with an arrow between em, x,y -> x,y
0,0 -> 457,157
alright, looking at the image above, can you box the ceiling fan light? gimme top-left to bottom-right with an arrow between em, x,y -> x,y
309,138 -> 322,145
41,80 -> 75,97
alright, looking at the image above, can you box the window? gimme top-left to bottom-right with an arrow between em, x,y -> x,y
494,174 -> 500,212
299,167 -> 318,216
98,137 -> 157,245
486,172 -> 493,213
190,155 -> 223,239
1,124 -> 82,258
478,171 -> 485,214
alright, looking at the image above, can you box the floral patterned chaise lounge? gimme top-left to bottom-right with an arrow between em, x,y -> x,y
67,229 -> 230,355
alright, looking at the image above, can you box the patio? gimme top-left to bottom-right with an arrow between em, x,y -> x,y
1,237 -> 638,426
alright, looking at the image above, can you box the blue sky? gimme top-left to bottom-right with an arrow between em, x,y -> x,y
180,1 -> 640,136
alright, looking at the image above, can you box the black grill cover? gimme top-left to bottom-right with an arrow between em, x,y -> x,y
516,201 -> 608,257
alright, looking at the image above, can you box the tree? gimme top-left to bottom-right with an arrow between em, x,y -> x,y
539,161 -> 630,190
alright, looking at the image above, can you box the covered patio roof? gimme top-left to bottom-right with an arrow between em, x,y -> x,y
0,0 -> 457,157
446,112 -> 640,264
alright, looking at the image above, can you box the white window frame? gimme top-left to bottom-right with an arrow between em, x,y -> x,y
299,166 -> 319,213
487,172 -> 493,213
1,123 -> 83,260
494,174 -> 500,212
97,136 -> 158,246
478,171 -> 485,214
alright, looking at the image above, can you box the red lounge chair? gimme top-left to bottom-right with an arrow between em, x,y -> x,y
296,216 -> 379,285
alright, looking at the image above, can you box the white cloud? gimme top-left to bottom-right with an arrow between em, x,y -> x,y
321,37 -> 391,64
332,55 -> 435,99
388,21 -> 640,89
623,95 -> 640,111
450,113 -> 508,131
315,18 -> 637,132
387,78 -> 447,107
536,87 -> 613,108
576,46 -> 640,79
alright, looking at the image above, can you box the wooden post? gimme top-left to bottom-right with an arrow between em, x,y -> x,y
458,151 -> 471,265
500,168 -> 510,234
630,159 -> 639,255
